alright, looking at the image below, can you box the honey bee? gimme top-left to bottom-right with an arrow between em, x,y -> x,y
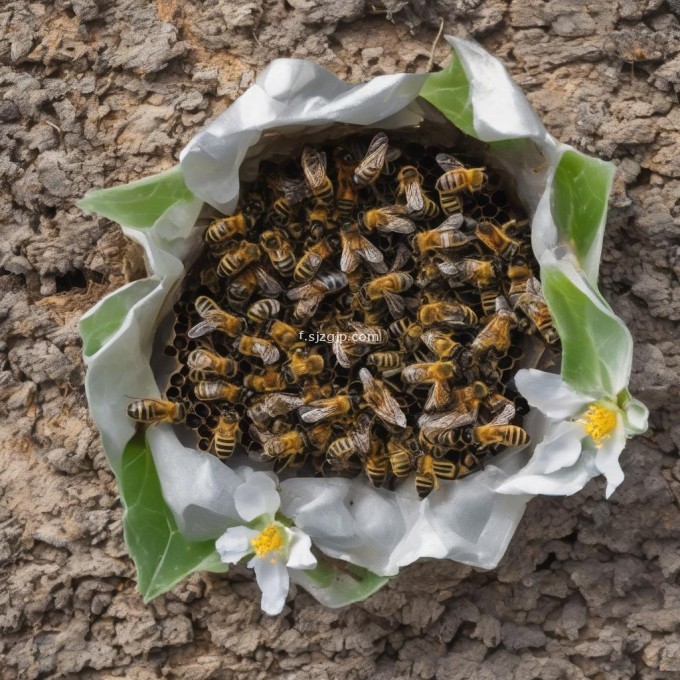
260,230 -> 295,278
187,348 -> 238,377
360,205 -> 416,234
287,270 -> 348,321
367,350 -> 404,377
353,132 -> 389,187
307,204 -> 336,235
470,297 -> 518,361
247,298 -> 281,324
435,153 -> 486,193
334,146 -> 358,223
389,317 -> 423,353
475,219 -> 522,258
359,368 -> 407,429
247,392 -> 306,428
126,398 -> 186,424
412,214 -> 473,254
283,348 -> 325,383
418,301 -> 478,327
195,380 -> 242,403
266,319 -> 304,351
339,224 -> 387,274
359,271 -> 414,318
211,410 -> 240,459
299,393 -> 353,424
331,321 -> 389,368
514,277 -> 558,344
253,428 -> 307,471
396,166 -> 439,219
204,213 -> 248,244
227,268 -> 259,307
386,432 -> 418,477
436,257 -> 500,316
243,367 -> 288,393
217,241 -> 261,278
301,147 -> 334,207
234,334 -> 280,365
506,258 -> 534,307
421,329 -> 472,366
364,440 -> 389,486
473,424 -> 529,448
268,175 -> 309,225
402,361 -> 457,411
326,412 -> 372,469
415,453 -> 457,499
189,296 -> 245,338
294,236 -> 337,282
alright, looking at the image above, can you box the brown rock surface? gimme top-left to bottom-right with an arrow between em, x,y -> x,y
1,0 -> 678,677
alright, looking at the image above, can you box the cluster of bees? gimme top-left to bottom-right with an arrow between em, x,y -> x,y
127,132 -> 559,499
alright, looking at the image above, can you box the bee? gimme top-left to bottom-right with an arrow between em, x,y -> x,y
331,321 -> 389,368
204,213 -> 248,244
307,204 -> 335,235
364,440 -> 389,486
189,296 -> 245,338
367,351 -> 404,377
353,132 -> 390,187
301,147 -> 334,207
418,381 -> 489,442
436,257 -> 500,316
187,348 -> 238,377
234,334 -> 280,365
294,236 -> 337,282
126,398 -> 186,424
359,367 -> 407,429
396,166 -> 439,219
421,329 -> 472,366
247,393 -> 306,428
412,215 -> 473,256
401,361 -> 457,411
389,317 -> 423,353
415,453 -> 457,499
243,191 -> 266,221
227,268 -> 258,307
299,393 -> 353,424
473,424 -> 529,448
247,298 -> 281,324
359,271 -> 414,319
285,220 -> 305,240
244,367 -> 288,393
386,433 -> 418,477
211,410 -> 240,459
217,241 -> 261,278
475,219 -> 522,258
252,428 -> 307,471
195,380 -> 242,403
283,348 -> 325,383
515,279 -> 558,344
326,412 -> 372,469
435,153 -> 486,194
339,224 -> 387,274
360,205 -> 416,235
418,301 -> 478,327
470,297 -> 518,361
287,270 -> 348,322
334,146 -> 358,223
268,175 -> 309,225
266,319 -> 304,351
506,258 -> 534,307
260,230 -> 295,278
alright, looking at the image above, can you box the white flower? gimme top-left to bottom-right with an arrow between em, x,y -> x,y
215,471 -> 317,615
497,369 -> 648,498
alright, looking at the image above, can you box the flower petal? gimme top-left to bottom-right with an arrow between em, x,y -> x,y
623,395 -> 649,435
515,369 -> 591,419
249,555 -> 290,616
235,472 -> 281,523
285,528 -> 317,570
215,526 -> 259,564
595,417 -> 627,498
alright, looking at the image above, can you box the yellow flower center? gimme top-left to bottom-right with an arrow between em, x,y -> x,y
250,524 -> 283,559
580,403 -> 617,447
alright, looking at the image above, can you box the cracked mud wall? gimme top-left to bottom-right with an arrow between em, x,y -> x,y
1,0 -> 680,678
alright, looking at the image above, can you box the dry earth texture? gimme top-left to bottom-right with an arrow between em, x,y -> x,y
1,0 -> 680,678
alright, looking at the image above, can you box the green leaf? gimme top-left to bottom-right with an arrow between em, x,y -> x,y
542,265 -> 633,396
551,149 -> 615,282
78,165 -> 195,229
419,50 -> 476,138
119,434 -> 228,603
292,558 -> 389,608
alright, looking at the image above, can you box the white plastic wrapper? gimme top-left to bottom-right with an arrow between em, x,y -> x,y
80,36 -> 646,586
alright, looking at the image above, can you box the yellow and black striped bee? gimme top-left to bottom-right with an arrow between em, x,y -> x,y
205,213 -> 249,244
195,380 -> 242,403
187,348 -> 239,377
294,236 -> 337,282
435,153 -> 486,194
301,146 -> 334,207
473,424 -> 529,448
211,410 -> 240,459
189,296 -> 245,339
353,132 -> 389,187
412,214 -> 472,254
414,453 -> 457,499
247,299 -> 281,325
396,166 -> 439,219
217,241 -> 261,278
260,230 -> 295,278
127,398 -> 185,424
283,348 -> 325,383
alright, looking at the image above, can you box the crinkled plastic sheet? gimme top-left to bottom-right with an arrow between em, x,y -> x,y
82,36 -> 598,577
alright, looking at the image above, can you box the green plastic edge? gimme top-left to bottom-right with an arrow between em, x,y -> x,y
77,165 -> 194,229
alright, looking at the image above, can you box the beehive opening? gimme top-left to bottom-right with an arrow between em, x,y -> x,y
140,127 -> 560,500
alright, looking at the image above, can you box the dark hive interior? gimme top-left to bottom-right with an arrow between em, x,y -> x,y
141,130 -> 560,500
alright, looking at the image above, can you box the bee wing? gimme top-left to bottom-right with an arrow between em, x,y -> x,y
425,381 -> 451,412
435,258 -> 462,276
489,401 -> 516,425
279,178 -> 309,204
340,235 -> 360,273
383,290 -> 405,319
438,213 -> 465,230
253,266 -> 283,296
265,393 -> 306,415
287,282 -> 312,301
526,276 -> 543,297
404,181 -> 425,214
301,148 -> 327,188
248,424 -> 273,443
356,234 -> 386,267
401,364 -> 428,383
436,153 -> 464,172
251,340 -> 280,365
380,213 -> 416,234
372,387 -> 408,428
188,320 -> 218,338
294,294 -> 322,321
389,243 -> 412,272
299,401 -> 339,423
353,132 -> 388,185
419,405 -> 478,432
